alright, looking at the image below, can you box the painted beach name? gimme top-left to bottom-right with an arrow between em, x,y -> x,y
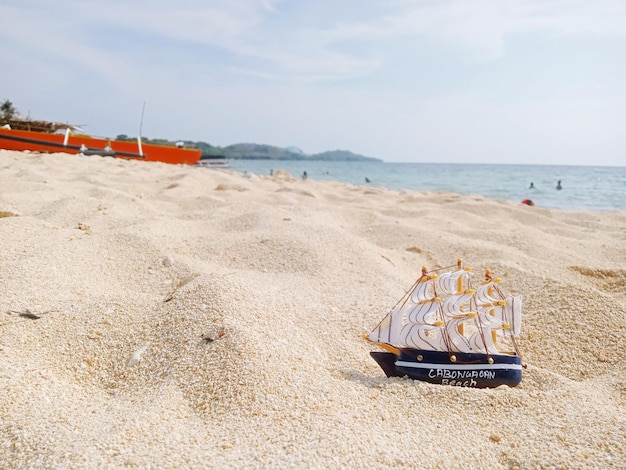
428,368 -> 497,388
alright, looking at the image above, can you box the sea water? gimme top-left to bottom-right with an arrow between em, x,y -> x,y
227,160 -> 626,212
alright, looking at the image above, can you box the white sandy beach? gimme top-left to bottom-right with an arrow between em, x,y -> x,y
1,149 -> 625,469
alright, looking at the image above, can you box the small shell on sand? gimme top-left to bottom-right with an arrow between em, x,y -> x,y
127,344 -> 149,367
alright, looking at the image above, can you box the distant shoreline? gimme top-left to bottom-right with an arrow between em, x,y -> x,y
207,155 -> 382,162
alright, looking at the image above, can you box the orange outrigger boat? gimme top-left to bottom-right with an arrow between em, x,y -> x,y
0,126 -> 201,165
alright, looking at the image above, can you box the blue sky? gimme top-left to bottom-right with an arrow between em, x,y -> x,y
1,0 -> 625,165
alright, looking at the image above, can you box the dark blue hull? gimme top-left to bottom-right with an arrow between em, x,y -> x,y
370,349 -> 522,388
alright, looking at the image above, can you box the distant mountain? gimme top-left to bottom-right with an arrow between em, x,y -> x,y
196,142 -> 380,161
221,143 -> 306,160
309,150 -> 379,162
284,146 -> 305,155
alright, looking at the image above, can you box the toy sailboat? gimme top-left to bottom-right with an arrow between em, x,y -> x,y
366,259 -> 524,388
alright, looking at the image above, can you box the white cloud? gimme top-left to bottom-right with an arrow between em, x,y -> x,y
4,0 -> 625,80
1,0 -> 624,165
320,0 -> 626,62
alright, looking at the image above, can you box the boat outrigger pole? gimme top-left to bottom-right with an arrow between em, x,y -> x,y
137,100 -> 146,157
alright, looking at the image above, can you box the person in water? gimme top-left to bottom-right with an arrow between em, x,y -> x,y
556,180 -> 562,190
529,182 -> 535,189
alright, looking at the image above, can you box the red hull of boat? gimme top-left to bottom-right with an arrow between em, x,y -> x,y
0,127 -> 201,165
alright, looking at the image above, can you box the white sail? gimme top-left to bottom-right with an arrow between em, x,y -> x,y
367,311 -> 391,344
475,282 -> 501,304
441,292 -> 474,318
406,299 -> 440,325
436,269 -> 468,295
469,330 -> 500,355
445,318 -> 473,353
410,279 -> 434,303
476,295 -> 521,335
476,305 -> 507,328
367,309 -> 403,345
504,295 -> 523,335
401,323 -> 446,350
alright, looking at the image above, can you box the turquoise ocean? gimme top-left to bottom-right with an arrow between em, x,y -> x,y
227,160 -> 626,212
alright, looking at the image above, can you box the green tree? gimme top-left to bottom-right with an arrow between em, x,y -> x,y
1,100 -> 17,120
